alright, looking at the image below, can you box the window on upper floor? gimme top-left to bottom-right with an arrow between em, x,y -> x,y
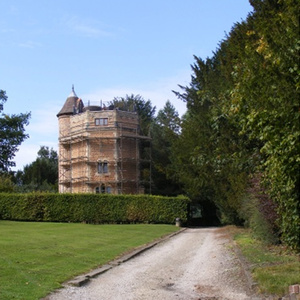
97,162 -> 108,174
95,118 -> 108,126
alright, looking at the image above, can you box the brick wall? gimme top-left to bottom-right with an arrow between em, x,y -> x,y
58,108 -> 145,194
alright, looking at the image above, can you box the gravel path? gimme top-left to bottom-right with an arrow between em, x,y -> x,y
47,227 -> 262,300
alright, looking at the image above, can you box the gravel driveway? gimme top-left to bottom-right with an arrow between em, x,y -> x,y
47,227 -> 262,300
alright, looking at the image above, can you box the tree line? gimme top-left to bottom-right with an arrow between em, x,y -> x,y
170,0 -> 299,249
0,0 -> 299,249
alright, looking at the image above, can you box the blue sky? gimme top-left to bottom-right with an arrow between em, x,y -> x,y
0,0 -> 253,171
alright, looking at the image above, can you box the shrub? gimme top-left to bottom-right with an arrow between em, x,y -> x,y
0,174 -> 15,193
0,193 -> 190,224
239,194 -> 278,244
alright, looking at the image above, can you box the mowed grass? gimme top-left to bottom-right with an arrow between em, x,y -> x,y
233,228 -> 300,297
0,221 -> 180,300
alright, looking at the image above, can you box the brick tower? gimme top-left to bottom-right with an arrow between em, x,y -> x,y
57,86 -> 150,194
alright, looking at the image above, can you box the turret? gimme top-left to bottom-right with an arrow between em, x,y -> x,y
57,85 -> 84,117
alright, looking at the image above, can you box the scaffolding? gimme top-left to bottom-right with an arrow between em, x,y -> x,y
58,109 -> 151,194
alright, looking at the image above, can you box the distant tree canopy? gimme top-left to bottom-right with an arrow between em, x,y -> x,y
0,89 -> 30,172
150,101 -> 183,196
109,94 -> 156,136
18,146 -> 58,192
109,95 -> 181,196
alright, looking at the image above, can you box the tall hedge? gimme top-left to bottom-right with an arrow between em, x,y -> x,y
0,193 -> 189,224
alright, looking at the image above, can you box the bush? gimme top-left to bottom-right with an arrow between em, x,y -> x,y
0,174 -> 15,193
238,175 -> 280,245
0,193 -> 190,224
239,193 -> 279,245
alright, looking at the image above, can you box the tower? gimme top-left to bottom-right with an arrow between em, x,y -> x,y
57,87 -> 150,194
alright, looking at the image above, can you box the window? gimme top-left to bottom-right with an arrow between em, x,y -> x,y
95,118 -> 108,126
97,162 -> 108,174
95,185 -> 112,194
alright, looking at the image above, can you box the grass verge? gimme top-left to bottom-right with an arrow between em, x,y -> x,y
0,220 -> 180,300
232,227 -> 300,297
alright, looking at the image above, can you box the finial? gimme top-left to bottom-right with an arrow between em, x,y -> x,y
68,84 -> 78,98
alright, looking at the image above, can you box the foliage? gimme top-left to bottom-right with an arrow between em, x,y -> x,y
0,221 -> 179,300
109,96 -> 182,196
12,146 -> 58,192
240,194 -> 279,245
0,90 -> 30,172
173,0 -> 299,249
239,175 -> 280,244
21,146 -> 58,192
109,94 -> 156,135
150,101 -> 183,196
0,174 -> 16,193
229,0 -> 300,249
156,100 -> 181,134
109,94 -> 156,193
0,193 -> 190,224
173,55 -> 249,224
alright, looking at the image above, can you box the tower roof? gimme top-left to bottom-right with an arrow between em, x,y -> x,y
57,85 -> 83,117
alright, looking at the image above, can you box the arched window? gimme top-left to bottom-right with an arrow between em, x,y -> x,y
97,161 -> 108,174
96,185 -> 112,194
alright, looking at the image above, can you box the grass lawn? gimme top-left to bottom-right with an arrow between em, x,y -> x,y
233,227 -> 300,297
0,220 -> 180,300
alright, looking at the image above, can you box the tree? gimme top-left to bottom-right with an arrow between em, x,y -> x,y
173,52 -> 250,224
156,100 -> 181,134
227,0 -> 300,248
0,90 -> 30,172
173,0 -> 299,248
109,94 -> 156,135
109,95 -> 184,195
108,94 -> 156,193
150,101 -> 183,196
20,146 -> 58,192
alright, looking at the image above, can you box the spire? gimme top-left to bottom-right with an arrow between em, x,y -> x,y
68,84 -> 78,98
57,85 -> 80,117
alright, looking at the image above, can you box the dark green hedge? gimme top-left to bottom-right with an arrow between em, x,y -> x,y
0,193 -> 190,224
